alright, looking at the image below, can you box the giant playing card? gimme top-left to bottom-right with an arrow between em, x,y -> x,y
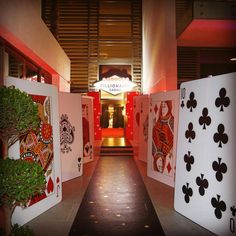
59,92 -> 83,182
174,72 -> 236,235
6,77 -> 62,226
147,90 -> 179,187
81,96 -> 94,164
138,95 -> 149,162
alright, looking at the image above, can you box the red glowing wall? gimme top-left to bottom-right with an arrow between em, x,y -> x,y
125,92 -> 139,140
87,92 -> 101,140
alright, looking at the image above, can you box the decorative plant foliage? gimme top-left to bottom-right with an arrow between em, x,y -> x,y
0,86 -> 40,153
0,158 -> 46,208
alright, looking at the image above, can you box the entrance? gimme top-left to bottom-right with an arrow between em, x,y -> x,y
100,91 -> 126,138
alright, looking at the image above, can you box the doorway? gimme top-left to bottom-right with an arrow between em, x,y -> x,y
100,92 -> 126,138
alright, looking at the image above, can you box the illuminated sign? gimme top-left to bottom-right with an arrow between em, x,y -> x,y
94,75 -> 137,95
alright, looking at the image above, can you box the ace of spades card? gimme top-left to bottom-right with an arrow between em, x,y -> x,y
174,72 -> 236,235
6,77 -> 62,226
59,92 -> 83,182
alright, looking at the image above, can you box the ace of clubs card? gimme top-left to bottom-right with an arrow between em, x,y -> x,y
174,72 -> 236,235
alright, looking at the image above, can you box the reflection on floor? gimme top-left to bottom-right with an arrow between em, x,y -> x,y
69,156 -> 164,236
25,141 -> 215,236
101,137 -> 132,147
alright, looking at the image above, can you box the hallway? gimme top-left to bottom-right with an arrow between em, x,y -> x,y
25,139 -> 214,236
69,156 -> 164,236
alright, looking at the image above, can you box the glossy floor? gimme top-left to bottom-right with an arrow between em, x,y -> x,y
25,155 -> 215,236
69,156 -> 164,236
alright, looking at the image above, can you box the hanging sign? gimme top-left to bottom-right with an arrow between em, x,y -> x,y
94,75 -> 137,95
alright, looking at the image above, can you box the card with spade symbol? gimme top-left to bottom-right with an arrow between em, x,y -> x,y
174,72 -> 236,235
59,92 -> 83,182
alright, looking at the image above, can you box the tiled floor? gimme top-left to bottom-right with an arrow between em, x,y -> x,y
25,143 -> 215,236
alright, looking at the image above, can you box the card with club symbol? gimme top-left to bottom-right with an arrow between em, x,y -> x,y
174,72 -> 236,235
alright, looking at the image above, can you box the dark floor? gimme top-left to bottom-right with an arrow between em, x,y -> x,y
69,156 -> 165,236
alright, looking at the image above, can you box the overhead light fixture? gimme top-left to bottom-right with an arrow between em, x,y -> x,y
230,57 -> 236,61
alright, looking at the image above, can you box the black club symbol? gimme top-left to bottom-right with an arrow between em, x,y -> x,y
185,122 -> 196,143
181,100 -> 185,109
213,124 -> 228,148
187,92 -> 197,112
215,88 -> 230,112
231,206 -> 236,217
212,158 -> 227,182
199,107 -> 211,130
184,151 -> 194,171
182,183 -> 193,203
211,195 -> 226,219
196,174 -> 209,196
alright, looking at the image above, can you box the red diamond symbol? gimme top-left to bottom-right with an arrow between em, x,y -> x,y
154,104 -> 158,114
167,162 -> 172,173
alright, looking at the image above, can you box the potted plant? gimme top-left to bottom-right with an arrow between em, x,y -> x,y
0,86 -> 46,235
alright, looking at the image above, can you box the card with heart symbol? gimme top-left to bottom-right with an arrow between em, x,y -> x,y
6,77 -> 62,226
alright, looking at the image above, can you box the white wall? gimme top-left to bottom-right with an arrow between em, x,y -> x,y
0,0 -> 70,90
142,0 -> 177,93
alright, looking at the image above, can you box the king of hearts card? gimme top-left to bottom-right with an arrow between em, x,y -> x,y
174,72 -> 236,235
6,77 -> 62,226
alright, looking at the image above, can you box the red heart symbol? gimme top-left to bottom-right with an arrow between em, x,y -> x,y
136,112 -> 140,126
56,177 -> 60,184
47,177 -> 54,194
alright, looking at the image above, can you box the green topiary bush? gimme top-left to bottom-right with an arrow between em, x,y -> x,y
0,158 -> 46,208
0,86 -> 40,158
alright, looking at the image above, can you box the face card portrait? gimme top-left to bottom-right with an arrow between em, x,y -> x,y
59,92 -> 83,182
174,72 -> 236,235
147,90 -> 179,187
6,77 -> 62,226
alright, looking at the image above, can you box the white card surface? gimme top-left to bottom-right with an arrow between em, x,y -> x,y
174,72 -> 236,235
81,96 -> 94,163
6,77 -> 62,226
147,90 -> 179,187
59,92 -> 83,182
